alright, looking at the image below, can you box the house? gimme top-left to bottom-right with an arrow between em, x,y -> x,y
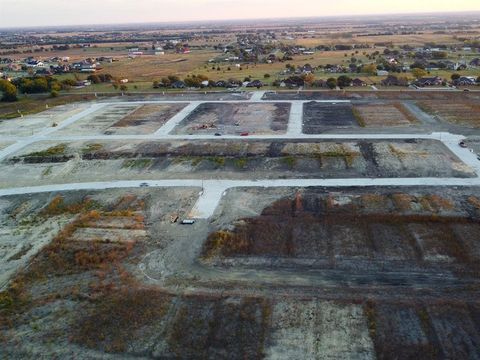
266,54 -> 277,62
469,58 -> 480,68
381,75 -> 406,86
299,64 -> 314,74
246,80 -> 263,88
283,76 -> 304,88
128,51 -> 143,57
119,79 -> 128,84
171,81 -> 186,89
351,78 -> 367,87
377,70 -> 389,76
215,80 -> 227,87
25,60 -> 44,68
415,76 -> 443,87
453,76 -> 477,86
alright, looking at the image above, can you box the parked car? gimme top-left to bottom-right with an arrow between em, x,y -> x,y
214,133 -> 222,136
181,219 -> 196,225
240,132 -> 249,136
139,182 -> 149,187
459,141 -> 467,148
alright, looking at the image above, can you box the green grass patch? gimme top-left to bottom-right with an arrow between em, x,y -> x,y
121,158 -> 153,169
82,143 -> 104,154
282,156 -> 297,168
24,144 -> 67,157
234,157 -> 248,169
208,156 -> 225,167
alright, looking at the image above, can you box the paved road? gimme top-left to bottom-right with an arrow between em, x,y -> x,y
1,176 -> 479,218
0,93 -> 477,220
154,101 -> 201,135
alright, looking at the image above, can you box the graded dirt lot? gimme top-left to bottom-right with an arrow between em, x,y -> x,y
1,186 -> 480,359
352,103 -> 417,127
55,103 -> 187,135
203,188 -> 480,274
303,102 -> 359,132
172,103 -> 290,135
417,100 -> 480,128
0,103 -> 90,137
2,138 -> 473,188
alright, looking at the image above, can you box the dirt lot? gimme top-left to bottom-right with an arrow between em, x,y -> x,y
0,103 -> 90,137
55,103 -> 186,136
353,103 -> 417,127
1,186 -> 480,358
106,103 -> 187,135
203,187 -> 480,276
172,103 -> 290,135
303,102 -> 359,133
417,101 -> 480,128
2,139 -> 472,188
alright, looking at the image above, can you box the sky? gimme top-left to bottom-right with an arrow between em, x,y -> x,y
0,0 -> 479,28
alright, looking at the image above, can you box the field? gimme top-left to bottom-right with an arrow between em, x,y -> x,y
303,102 -> 359,132
2,139 -> 473,189
1,186 -> 479,359
417,101 -> 480,128
55,103 -> 187,136
203,189 -> 480,272
0,103 -> 91,136
352,103 -> 416,127
172,103 -> 290,135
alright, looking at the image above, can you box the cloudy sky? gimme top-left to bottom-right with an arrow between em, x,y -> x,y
1,0 -> 479,27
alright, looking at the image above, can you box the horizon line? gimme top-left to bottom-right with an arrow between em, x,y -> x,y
1,9 -> 480,31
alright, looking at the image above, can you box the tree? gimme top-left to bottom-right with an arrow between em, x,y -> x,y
87,74 -> 101,84
411,68 -> 427,79
337,75 -> 352,88
451,73 -> 461,81
120,84 -> 128,91
361,64 -> 377,75
326,77 -> 337,89
264,73 -> 271,79
0,80 -> 17,102
303,73 -> 315,86
32,78 -> 49,93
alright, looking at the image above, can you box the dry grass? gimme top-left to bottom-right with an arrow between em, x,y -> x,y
73,287 -> 172,353
353,103 -> 416,127
418,101 -> 480,128
468,196 -> 480,209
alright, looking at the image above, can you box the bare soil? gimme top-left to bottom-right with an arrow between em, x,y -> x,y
172,103 -> 290,135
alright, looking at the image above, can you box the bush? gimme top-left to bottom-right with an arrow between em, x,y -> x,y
50,90 -> 59,98
0,80 -> 17,102
326,77 -> 337,89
